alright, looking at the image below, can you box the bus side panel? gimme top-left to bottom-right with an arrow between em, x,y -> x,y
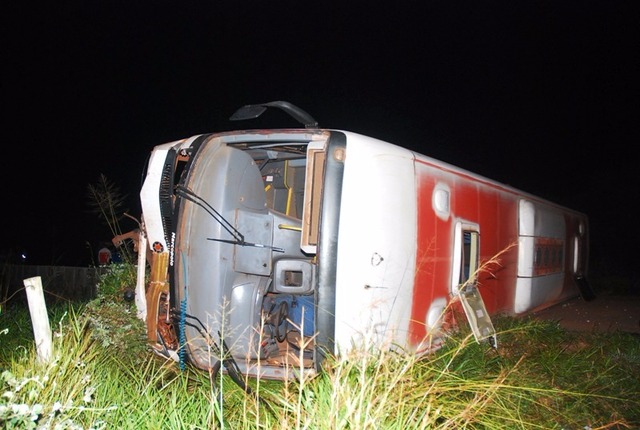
478,191 -> 520,315
515,200 -> 574,314
565,213 -> 589,281
333,133 -> 417,353
410,163 -> 454,347
558,213 -> 588,302
412,160 -> 527,329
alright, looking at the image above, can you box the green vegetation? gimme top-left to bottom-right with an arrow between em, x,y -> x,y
4,176 -> 637,428
2,285 -> 638,429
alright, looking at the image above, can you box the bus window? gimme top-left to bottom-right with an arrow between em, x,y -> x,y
452,222 -> 480,294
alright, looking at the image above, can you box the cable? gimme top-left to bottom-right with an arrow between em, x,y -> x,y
179,298 -> 187,370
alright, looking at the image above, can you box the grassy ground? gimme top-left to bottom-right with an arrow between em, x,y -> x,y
2,295 -> 639,429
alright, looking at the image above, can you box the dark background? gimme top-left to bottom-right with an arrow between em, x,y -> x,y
3,2 -> 638,288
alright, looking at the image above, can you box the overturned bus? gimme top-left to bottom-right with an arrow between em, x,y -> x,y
133,101 -> 591,380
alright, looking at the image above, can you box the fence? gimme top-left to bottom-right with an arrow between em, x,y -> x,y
1,265 -> 107,304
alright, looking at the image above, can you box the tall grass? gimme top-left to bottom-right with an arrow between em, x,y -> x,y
1,297 -> 638,429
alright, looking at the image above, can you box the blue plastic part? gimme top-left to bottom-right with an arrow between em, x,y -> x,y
289,295 -> 315,337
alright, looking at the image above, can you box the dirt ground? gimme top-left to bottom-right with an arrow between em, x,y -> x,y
531,292 -> 640,334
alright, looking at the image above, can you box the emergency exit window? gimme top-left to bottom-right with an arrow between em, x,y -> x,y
452,222 -> 480,294
461,231 -> 480,286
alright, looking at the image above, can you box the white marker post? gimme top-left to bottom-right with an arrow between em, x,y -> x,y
135,233 -> 148,321
23,276 -> 53,363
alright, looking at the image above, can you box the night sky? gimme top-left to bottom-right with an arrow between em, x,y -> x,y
3,2 -> 639,285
